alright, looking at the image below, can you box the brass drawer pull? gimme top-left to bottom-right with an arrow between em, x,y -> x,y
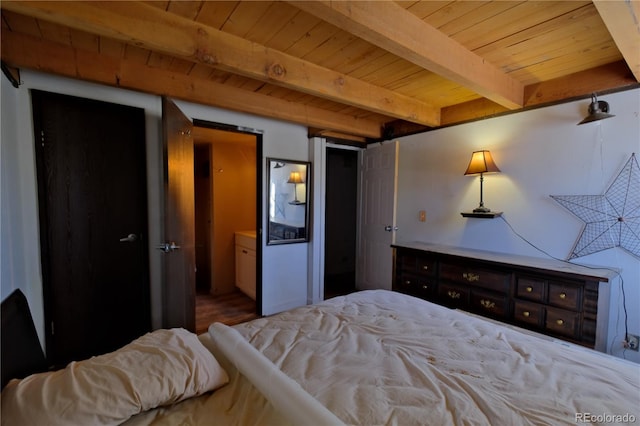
556,319 -> 564,326
422,285 -> 428,290
405,280 -> 412,285
447,290 -> 461,299
463,273 -> 479,282
526,286 -> 533,292
480,299 -> 495,309
422,265 -> 429,271
559,293 -> 566,299
523,311 -> 530,317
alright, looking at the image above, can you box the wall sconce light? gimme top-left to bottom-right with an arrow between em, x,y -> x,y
287,171 -> 305,205
462,150 -> 502,218
577,93 -> 615,125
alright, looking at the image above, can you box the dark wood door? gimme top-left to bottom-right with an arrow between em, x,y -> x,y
32,90 -> 150,367
161,97 -> 196,331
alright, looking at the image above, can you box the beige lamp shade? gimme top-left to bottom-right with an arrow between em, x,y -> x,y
287,170 -> 304,205
287,171 -> 304,184
464,150 -> 500,175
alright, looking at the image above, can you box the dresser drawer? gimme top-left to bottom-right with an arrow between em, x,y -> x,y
440,262 -> 510,293
416,257 -> 436,276
398,253 -> 418,272
545,306 -> 579,338
470,290 -> 509,320
548,282 -> 581,311
437,282 -> 469,310
516,277 -> 545,302
398,252 -> 436,276
513,300 -> 544,327
395,274 -> 435,299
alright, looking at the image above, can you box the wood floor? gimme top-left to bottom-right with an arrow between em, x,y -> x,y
195,290 -> 258,335
195,277 -> 356,335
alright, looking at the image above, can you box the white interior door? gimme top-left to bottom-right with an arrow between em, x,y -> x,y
356,141 -> 399,290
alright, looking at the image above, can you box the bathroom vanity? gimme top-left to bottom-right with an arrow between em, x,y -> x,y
235,231 -> 256,300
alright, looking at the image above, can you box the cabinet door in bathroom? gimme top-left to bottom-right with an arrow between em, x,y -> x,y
235,232 -> 256,300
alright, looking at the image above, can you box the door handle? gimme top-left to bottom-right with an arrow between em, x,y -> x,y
156,242 -> 181,253
384,225 -> 398,232
119,233 -> 138,243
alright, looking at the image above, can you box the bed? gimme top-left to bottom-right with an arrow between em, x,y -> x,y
3,290 -> 639,425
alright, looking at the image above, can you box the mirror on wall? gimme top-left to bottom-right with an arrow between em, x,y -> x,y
267,158 -> 311,245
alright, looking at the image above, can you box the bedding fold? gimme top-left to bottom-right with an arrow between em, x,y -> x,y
208,322 -> 346,426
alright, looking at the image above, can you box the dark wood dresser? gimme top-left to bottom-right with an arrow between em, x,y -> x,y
392,242 -> 616,351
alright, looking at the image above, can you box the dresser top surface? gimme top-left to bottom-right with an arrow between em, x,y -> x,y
393,242 -> 619,282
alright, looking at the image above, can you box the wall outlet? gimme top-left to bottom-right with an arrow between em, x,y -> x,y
625,334 -> 639,351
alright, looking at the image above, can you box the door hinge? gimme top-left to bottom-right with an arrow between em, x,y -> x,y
51,321 -> 54,335
40,130 -> 45,147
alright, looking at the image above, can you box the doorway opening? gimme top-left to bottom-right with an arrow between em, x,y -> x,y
191,122 -> 262,333
324,147 -> 359,299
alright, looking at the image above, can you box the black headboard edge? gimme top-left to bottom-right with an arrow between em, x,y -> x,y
1,289 -> 48,390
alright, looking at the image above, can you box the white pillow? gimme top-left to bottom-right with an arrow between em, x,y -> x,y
1,328 -> 229,426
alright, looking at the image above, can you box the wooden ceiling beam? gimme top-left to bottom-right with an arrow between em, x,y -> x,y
290,0 -> 524,110
382,61 -> 637,137
0,0 -> 440,127
441,61 -> 637,126
593,0 -> 640,81
522,61 -> 637,105
0,31 -> 382,139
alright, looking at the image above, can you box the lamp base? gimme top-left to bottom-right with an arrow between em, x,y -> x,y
461,211 -> 503,218
472,206 -> 492,213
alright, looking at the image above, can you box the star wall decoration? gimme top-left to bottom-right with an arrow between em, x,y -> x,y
551,153 -> 640,260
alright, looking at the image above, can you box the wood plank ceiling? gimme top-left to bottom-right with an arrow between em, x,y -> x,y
1,1 -> 639,144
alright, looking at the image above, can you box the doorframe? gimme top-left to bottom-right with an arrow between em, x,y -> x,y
308,137 -> 363,304
193,119 -> 263,315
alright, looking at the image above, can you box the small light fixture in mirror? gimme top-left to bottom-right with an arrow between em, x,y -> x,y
287,171 -> 305,205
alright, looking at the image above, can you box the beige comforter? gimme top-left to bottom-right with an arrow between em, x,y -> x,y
131,290 -> 640,425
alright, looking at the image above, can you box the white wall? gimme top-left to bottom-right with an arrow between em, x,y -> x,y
0,70 -> 310,348
396,88 -> 640,362
1,72 -> 46,341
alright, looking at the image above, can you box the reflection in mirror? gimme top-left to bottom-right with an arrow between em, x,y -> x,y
267,158 -> 310,245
